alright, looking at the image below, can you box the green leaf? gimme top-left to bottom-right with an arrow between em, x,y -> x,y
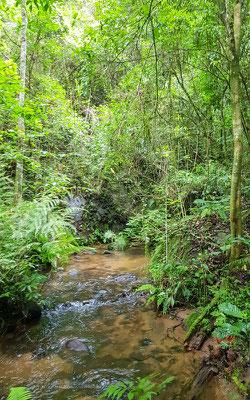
142,4 -> 150,16
116,388 -> 126,399
8,387 -> 32,400
218,303 -> 243,318
153,27 -> 159,40
213,323 -> 243,338
157,376 -> 174,390
136,284 -> 155,292
218,209 -> 227,221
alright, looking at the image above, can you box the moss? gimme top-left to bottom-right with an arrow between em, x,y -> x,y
185,311 -> 201,330
185,290 -> 223,341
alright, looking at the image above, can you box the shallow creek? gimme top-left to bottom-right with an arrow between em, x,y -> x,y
0,247 -> 223,399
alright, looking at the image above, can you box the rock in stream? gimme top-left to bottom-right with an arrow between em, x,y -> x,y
65,339 -> 90,352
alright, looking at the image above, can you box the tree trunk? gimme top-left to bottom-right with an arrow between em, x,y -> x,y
225,0 -> 243,261
14,0 -> 27,204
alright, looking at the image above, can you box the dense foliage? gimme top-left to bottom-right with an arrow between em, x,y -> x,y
0,195 -> 78,306
0,0 -> 249,396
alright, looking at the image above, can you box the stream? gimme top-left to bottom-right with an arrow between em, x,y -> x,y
0,247 -> 224,399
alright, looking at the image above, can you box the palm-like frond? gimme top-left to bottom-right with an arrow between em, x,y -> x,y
8,387 -> 32,400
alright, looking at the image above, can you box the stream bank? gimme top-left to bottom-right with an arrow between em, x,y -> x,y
0,247 -> 231,399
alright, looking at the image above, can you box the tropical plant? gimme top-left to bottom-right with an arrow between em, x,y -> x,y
136,282 -> 176,314
193,197 -> 230,221
0,195 -> 79,305
104,230 -> 117,245
212,302 -> 250,348
104,230 -> 128,251
99,375 -> 174,400
8,387 -> 32,400
138,265 -> 189,312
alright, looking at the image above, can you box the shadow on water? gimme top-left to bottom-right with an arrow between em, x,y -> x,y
0,247 -> 217,399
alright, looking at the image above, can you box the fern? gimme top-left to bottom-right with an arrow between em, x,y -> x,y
99,375 -> 174,399
228,256 -> 250,269
8,387 -> 32,400
0,172 -> 14,207
0,195 -> 79,305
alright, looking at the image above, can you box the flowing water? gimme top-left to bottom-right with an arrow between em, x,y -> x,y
0,247 -> 221,399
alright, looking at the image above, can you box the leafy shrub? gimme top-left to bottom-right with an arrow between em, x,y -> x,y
136,262 -> 197,313
0,196 -> 79,306
104,230 -> 128,250
122,208 -> 166,246
104,230 -> 117,245
137,254 -> 217,312
136,283 -> 176,314
173,162 -> 230,205
212,302 -> 250,348
192,197 -> 230,221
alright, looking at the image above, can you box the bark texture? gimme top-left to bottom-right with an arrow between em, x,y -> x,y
225,0 -> 243,261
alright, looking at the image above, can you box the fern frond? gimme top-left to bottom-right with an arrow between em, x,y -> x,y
0,195 -> 79,305
228,256 -> 250,269
8,387 -> 32,400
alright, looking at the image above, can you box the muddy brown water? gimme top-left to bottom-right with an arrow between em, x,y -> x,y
0,247 -> 223,399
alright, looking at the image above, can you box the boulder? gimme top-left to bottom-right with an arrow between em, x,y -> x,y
64,195 -> 86,222
65,339 -> 89,352
23,300 -> 42,321
0,300 -> 42,334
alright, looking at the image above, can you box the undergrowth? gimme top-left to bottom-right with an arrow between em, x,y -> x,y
99,374 -> 174,400
0,195 -> 79,307
120,198 -> 249,368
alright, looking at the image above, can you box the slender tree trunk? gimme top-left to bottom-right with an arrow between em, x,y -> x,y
225,0 -> 243,261
14,0 -> 27,204
165,158 -> 169,264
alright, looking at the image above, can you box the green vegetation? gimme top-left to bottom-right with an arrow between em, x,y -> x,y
0,195 -> 78,307
7,377 -> 174,400
8,387 -> 32,400
0,0 -> 249,397
100,375 -> 174,400
212,302 -> 249,348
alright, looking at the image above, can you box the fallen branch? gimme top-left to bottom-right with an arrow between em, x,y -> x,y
185,290 -> 224,342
